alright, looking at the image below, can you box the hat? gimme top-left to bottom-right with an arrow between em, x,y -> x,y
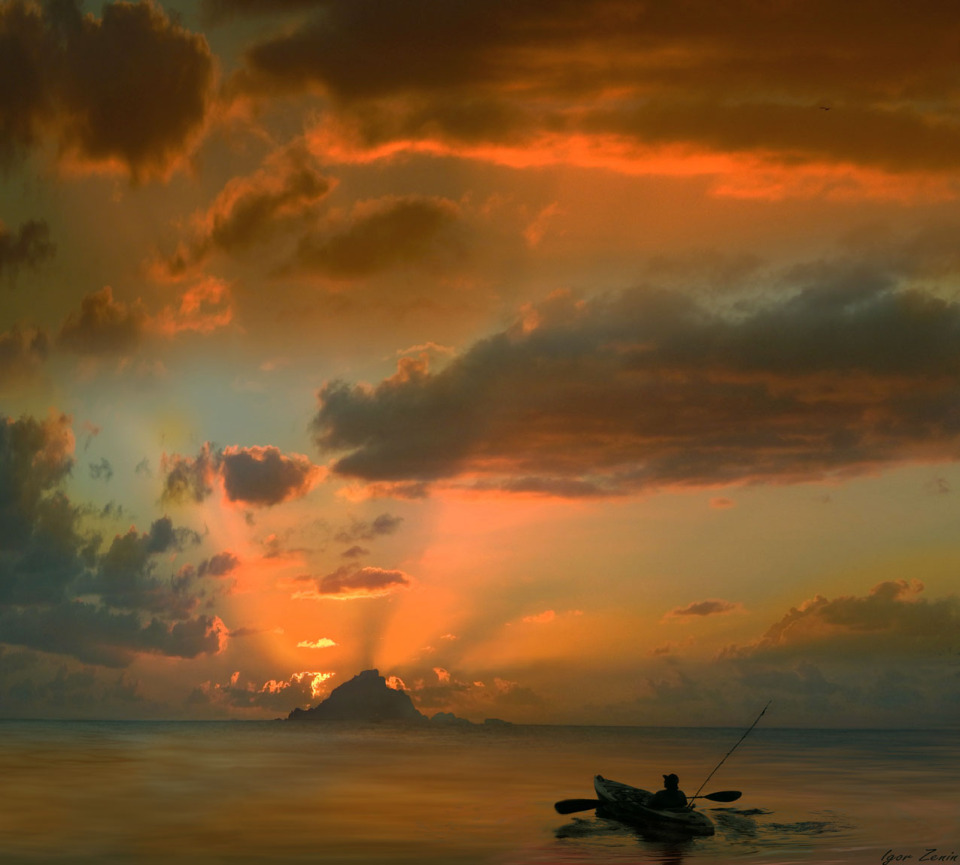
662,773 -> 680,787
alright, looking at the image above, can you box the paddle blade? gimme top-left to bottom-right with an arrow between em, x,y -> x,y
554,798 -> 601,814
701,790 -> 741,802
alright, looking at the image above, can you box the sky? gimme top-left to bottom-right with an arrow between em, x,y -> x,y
1,0 -> 959,728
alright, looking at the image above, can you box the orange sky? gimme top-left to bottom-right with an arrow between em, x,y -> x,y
1,0 -> 959,727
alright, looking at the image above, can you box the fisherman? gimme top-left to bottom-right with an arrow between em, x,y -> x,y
647,773 -> 688,810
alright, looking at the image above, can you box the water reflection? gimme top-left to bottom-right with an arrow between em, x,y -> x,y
555,818 -> 698,865
554,815 -> 697,864
551,804 -> 863,865
0,722 -> 955,864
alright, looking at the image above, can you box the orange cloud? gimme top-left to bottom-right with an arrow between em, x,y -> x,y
297,637 -> 337,649
305,122 -> 960,204
152,279 -> 234,337
159,142 -> 334,278
228,0 -> 960,197
290,565 -> 412,600
195,670 -> 335,711
55,281 -> 233,361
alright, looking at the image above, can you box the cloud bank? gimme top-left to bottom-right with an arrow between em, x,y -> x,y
225,0 -> 960,192
727,579 -> 960,659
190,669 -> 335,712
312,276 -> 960,497
0,412 -> 229,668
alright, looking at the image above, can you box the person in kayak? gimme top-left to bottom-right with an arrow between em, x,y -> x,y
646,773 -> 688,810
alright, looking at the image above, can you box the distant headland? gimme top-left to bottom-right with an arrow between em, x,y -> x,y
286,669 -> 512,727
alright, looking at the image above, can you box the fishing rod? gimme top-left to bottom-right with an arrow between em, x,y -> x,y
690,700 -> 770,804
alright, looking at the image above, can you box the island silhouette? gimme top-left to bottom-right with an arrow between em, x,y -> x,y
287,669 -> 511,726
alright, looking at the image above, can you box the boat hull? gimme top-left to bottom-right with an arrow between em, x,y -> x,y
593,775 -> 715,837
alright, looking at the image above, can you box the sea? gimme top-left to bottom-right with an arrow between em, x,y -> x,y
0,720 -> 956,865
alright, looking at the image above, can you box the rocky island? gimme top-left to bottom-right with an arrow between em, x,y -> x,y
286,669 -> 513,727
287,669 -> 425,722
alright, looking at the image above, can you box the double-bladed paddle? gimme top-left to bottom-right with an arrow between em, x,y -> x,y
554,790 -> 741,814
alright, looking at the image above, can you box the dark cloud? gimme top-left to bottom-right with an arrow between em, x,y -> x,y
0,603 -> 225,667
234,0 -> 960,174
0,0 -> 214,179
312,275 -> 960,497
584,100 -> 960,175
161,143 -> 333,277
292,564 -> 411,600
594,648 -> 959,727
239,0 -> 520,101
0,412 -> 82,605
666,599 -> 741,619
162,442 -> 321,507
198,551 -> 240,578
146,515 -> 202,552
57,287 -> 147,356
161,442 -> 218,504
340,545 -> 368,559
727,580 -> 960,659
89,517 -> 205,618
89,457 -> 113,482
0,219 -> 54,278
157,136 -> 464,281
0,324 -> 48,386
291,197 -> 461,279
220,445 -> 321,506
737,660 -> 846,700
0,1 -> 52,163
0,646 -> 148,719
333,512 -> 403,544
0,412 -> 228,668
98,501 -> 125,520
591,578 -> 960,727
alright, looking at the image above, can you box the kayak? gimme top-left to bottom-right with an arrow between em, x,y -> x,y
593,775 -> 715,836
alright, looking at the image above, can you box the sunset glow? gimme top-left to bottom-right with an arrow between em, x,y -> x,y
2,0 -> 959,729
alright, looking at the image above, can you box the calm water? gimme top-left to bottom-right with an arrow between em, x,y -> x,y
0,721 -> 956,864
